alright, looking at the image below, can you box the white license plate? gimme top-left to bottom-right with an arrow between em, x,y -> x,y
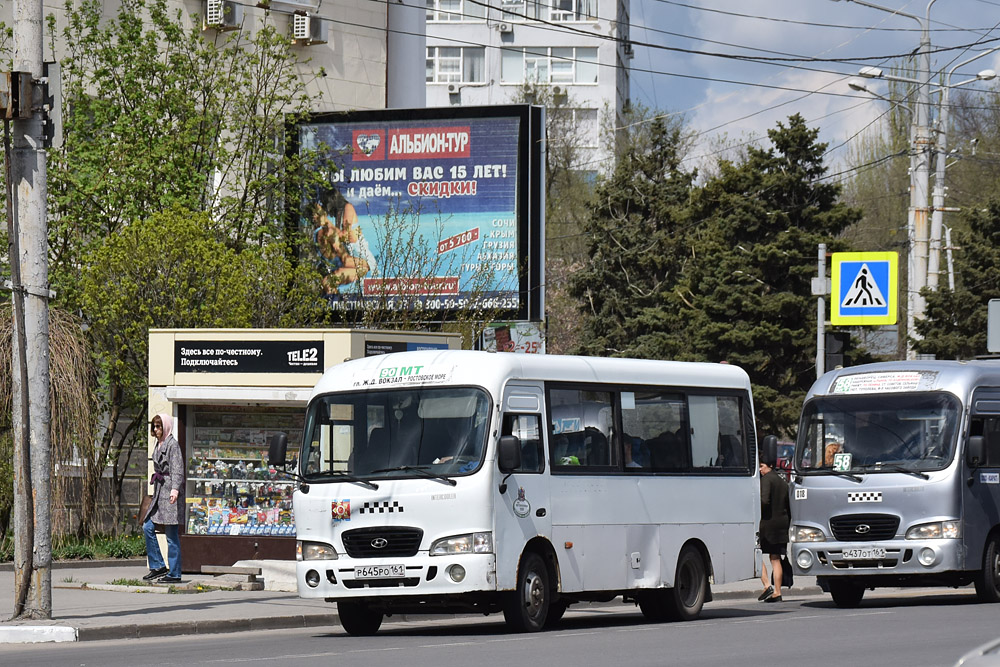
842,547 -> 886,560
354,564 -> 406,579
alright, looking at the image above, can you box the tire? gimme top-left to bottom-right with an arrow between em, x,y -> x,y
975,534 -> 1000,603
338,599 -> 383,636
665,544 -> 707,621
543,600 -> 569,629
503,552 -> 550,632
638,590 -> 672,622
828,578 -> 865,608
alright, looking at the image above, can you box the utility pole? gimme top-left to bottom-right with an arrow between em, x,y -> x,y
7,0 -> 52,620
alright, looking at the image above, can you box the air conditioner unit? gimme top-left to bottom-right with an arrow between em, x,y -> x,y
204,0 -> 243,31
552,85 -> 566,97
291,12 -> 328,45
497,22 -> 513,33
447,83 -> 459,94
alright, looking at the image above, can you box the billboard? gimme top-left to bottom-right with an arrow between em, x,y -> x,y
296,105 -> 544,322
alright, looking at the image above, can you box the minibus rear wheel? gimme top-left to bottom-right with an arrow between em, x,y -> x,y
974,534 -> 1000,603
338,599 -> 384,636
665,544 -> 707,621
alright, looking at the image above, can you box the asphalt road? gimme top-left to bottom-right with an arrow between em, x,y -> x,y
6,588 -> 1000,667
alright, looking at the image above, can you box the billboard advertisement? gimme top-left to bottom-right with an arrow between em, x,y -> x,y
296,105 -> 544,322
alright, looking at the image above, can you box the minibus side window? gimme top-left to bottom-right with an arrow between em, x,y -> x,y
621,390 -> 687,472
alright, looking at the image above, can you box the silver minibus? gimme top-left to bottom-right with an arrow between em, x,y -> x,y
790,360 -> 1000,606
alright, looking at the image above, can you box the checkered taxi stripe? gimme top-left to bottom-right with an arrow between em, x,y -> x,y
847,491 -> 883,503
359,501 -> 404,514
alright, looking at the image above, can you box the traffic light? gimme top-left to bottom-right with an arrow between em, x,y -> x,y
825,331 -> 850,370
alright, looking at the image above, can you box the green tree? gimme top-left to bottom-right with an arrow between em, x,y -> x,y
36,0 -> 329,531
504,83 -> 600,354
679,115 -> 860,435
572,113 -> 859,436
914,198 -> 1000,359
569,109 -> 696,358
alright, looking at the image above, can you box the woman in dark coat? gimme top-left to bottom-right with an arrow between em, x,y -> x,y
142,413 -> 184,583
758,452 -> 790,602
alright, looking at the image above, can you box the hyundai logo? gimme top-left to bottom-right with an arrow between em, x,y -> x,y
371,537 -> 389,549
855,524 -> 871,534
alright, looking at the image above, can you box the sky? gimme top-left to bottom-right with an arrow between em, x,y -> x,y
629,0 -> 1000,173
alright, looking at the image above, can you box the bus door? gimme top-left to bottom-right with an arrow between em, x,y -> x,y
493,383 -> 551,590
963,388 -> 1000,567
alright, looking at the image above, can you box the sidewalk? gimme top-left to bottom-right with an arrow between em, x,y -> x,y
0,559 -> 819,643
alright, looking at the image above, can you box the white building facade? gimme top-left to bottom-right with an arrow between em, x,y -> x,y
1,0 -> 390,113
424,0 -> 632,175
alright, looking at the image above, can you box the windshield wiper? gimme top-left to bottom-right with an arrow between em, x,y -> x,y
306,471 -> 379,490
371,465 -> 457,487
800,469 -> 864,483
872,464 -> 929,480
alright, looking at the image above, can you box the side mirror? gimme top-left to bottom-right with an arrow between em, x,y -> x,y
498,435 -> 522,473
269,432 -> 289,467
761,434 -> 778,467
967,435 -> 985,468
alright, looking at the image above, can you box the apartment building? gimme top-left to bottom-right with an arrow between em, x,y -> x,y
424,0 -> 632,175
1,0 -> 390,113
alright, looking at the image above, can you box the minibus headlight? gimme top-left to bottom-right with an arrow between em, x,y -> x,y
905,520 -> 961,540
430,532 -> 494,555
791,526 -> 826,543
297,541 -> 339,561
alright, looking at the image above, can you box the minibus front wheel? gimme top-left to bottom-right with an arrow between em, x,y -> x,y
338,599 -> 384,636
828,578 -> 865,608
503,551 -> 551,632
974,534 -> 1000,603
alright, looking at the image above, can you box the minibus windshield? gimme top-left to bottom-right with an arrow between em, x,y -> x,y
795,392 -> 960,473
301,387 -> 491,479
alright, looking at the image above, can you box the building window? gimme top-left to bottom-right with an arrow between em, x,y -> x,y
548,0 -> 596,22
500,47 -> 598,84
500,0 -> 594,22
426,47 -> 486,83
426,0 -> 486,22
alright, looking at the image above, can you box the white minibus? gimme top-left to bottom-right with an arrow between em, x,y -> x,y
790,360 -> 1000,606
269,350 -> 762,634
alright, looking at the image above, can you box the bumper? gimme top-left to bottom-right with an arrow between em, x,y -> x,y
296,553 -> 498,600
791,538 -> 966,578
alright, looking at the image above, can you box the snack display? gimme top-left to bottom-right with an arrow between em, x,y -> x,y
185,406 -> 302,536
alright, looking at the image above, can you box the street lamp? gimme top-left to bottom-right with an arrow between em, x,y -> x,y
928,54 -> 999,292
832,0 -> 937,359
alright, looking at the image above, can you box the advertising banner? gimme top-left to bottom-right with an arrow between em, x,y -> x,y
296,106 -> 543,321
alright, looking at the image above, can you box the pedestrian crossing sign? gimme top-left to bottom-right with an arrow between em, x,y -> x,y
831,252 -> 898,325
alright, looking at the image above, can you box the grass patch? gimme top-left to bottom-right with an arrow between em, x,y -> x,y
109,577 -> 146,587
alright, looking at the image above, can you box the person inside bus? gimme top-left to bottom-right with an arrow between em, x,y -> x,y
623,434 -> 648,469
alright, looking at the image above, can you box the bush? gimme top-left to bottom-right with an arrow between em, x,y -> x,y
0,533 -> 146,563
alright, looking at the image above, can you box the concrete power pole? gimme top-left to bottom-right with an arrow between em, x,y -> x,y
7,0 -> 52,620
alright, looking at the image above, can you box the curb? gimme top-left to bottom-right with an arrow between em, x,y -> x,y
0,559 -> 147,573
75,613 -> 341,642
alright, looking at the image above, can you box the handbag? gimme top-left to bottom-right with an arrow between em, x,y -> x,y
781,555 -> 794,588
139,494 -> 153,523
138,493 -> 165,533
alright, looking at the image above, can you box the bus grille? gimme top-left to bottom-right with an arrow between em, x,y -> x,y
341,527 -> 423,558
830,514 -> 899,541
